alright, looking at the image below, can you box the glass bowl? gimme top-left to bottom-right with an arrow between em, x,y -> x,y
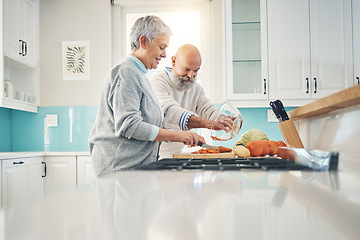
210,102 -> 243,141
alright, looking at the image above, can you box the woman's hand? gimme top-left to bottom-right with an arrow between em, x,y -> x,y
177,131 -> 206,147
155,129 -> 205,147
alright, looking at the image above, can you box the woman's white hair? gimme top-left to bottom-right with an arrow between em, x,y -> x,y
130,15 -> 172,50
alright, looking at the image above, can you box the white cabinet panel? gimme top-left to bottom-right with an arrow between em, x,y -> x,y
268,0 -> 353,100
3,0 -> 38,67
1,157 -> 44,208
77,156 -> 96,186
268,0 -> 311,99
44,156 -> 76,196
308,0 -> 353,98
3,0 -> 21,60
28,157 -> 45,202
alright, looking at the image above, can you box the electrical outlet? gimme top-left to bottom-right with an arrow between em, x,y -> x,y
267,109 -> 278,122
46,114 -> 58,127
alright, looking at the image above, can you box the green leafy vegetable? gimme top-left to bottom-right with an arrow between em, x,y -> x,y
239,129 -> 269,145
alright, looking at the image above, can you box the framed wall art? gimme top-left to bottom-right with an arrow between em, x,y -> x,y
62,41 -> 90,80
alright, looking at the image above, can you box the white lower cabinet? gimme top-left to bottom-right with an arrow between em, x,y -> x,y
0,154 -> 93,206
44,156 -> 77,196
1,156 -> 44,208
77,155 -> 96,186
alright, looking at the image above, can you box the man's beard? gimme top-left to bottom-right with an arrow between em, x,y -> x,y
169,72 -> 196,91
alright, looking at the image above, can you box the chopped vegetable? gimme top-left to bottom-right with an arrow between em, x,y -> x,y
233,145 -> 250,158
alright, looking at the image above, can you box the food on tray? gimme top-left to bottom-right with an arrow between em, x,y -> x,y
234,129 -> 287,157
233,145 -> 250,158
218,146 -> 232,153
277,140 -> 287,147
267,140 -> 279,155
259,140 -> 271,156
245,140 -> 264,157
244,140 -> 287,157
191,146 -> 233,154
191,148 -> 220,154
239,128 -> 269,145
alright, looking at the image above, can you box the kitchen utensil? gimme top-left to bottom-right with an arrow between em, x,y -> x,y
210,102 -> 243,141
269,101 -> 282,122
272,100 -> 289,121
197,142 -> 220,150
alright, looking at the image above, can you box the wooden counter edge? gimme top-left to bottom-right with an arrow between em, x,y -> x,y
289,84 -> 360,120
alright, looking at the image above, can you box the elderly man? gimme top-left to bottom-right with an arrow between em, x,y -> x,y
150,44 -> 231,159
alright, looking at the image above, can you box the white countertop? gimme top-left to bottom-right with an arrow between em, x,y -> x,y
0,151 -> 90,159
1,156 -> 360,240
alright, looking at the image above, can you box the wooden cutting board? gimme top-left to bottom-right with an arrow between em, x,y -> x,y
173,152 -> 235,159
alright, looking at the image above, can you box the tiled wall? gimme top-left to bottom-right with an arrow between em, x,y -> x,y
0,108 -> 12,152
0,106 -> 295,152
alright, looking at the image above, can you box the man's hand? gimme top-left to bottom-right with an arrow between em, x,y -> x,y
210,115 -> 234,132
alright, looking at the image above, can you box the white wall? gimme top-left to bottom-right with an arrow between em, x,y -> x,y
209,0 -> 226,103
39,0 -> 225,106
39,0 -> 112,106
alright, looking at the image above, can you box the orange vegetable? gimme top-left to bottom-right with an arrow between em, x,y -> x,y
218,146 -> 232,153
276,141 -> 287,148
267,141 -> 279,155
246,140 -> 263,157
191,148 -> 220,154
259,140 -> 271,156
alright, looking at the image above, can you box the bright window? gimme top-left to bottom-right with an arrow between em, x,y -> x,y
112,1 -> 211,85
125,11 -> 201,74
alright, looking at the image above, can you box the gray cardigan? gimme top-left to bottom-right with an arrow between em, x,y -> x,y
89,57 -> 165,176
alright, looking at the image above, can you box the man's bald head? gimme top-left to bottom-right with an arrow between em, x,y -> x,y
171,44 -> 201,80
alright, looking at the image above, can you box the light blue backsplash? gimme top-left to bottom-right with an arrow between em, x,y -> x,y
0,105 -> 296,152
0,108 -> 12,151
10,106 -> 98,152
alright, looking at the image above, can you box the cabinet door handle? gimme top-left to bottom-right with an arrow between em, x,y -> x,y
314,77 -> 317,93
306,78 -> 309,93
23,42 -> 28,56
19,39 -> 24,55
357,77 -> 359,84
263,79 -> 267,94
13,161 -> 24,165
22,41 -> 27,56
42,161 -> 47,178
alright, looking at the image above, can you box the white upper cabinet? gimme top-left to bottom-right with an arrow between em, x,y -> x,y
225,0 -> 269,103
3,0 -> 38,67
268,0 -> 353,100
226,0 -> 354,107
1,0 -> 39,112
353,0 -> 360,85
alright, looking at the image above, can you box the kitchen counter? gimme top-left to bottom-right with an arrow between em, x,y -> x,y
0,151 -> 89,159
1,155 -> 359,240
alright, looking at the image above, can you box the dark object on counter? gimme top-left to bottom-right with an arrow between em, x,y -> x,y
137,157 -> 323,171
270,100 -> 289,122
137,147 -> 339,171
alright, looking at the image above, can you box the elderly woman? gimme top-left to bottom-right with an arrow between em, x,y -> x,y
89,16 -> 205,176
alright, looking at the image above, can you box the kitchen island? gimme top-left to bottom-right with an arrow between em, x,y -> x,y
1,154 -> 359,240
